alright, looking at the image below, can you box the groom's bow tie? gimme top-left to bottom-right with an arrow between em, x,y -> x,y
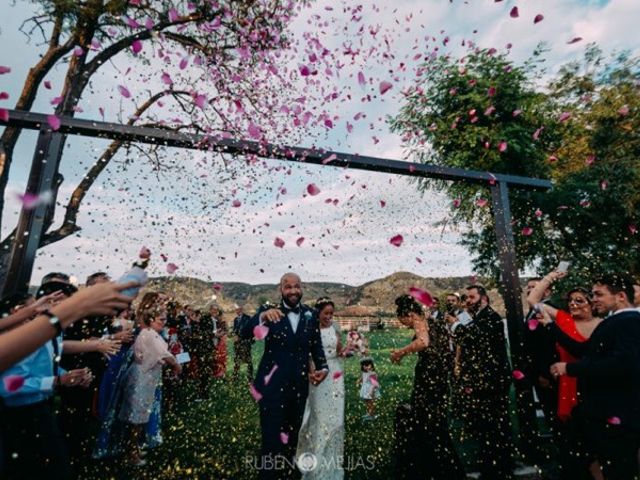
281,303 -> 301,315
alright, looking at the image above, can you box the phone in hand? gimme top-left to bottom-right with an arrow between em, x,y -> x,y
557,261 -> 571,273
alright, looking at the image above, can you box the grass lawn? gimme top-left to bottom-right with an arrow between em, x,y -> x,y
80,329 -> 537,479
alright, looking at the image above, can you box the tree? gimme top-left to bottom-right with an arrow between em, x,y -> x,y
0,0 -> 313,278
391,44 -> 640,285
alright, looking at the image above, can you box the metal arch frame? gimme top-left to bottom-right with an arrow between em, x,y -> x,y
0,109 -> 551,369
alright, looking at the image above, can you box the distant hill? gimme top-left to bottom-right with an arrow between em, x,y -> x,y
143,272 -> 508,316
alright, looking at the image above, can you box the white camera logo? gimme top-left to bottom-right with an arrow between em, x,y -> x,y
297,452 -> 318,472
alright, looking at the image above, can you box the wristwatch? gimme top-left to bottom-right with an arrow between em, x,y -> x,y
41,309 -> 63,336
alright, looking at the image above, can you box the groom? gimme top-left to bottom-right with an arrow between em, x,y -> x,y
240,272 -> 328,479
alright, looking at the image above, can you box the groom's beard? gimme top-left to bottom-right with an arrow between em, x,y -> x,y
282,292 -> 302,307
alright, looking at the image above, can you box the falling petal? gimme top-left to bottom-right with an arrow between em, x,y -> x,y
389,234 -> 403,247
73,46 -> 84,57
168,7 -> 179,22
264,364 -> 279,385
274,237 -> 285,248
618,105 -> 629,116
194,94 -> 207,109
322,154 -> 337,165
453,198 -> 462,208
600,180 -> 608,191
512,370 -> 525,380
3,375 -> 25,393
248,123 -> 261,139
369,374 -> 379,388
487,86 -> 496,97
509,6 -> 519,18
166,263 -> 178,274
47,115 -> 61,131
249,384 -> 263,402
118,85 -> 131,98
498,141 -> 507,152
279,432 -> 289,444
44,81 -> 52,89
558,112 -> 571,122
357,72 -> 366,86
231,199 -> 241,208
527,318 -> 539,331
535,208 -> 543,218
306,184 -> 320,196
139,246 -> 151,259
131,40 -> 143,54
0,66 -> 11,75
296,237 -> 305,247
567,37 -> 583,44
607,416 -> 621,425
379,81 -> 393,95
332,371 -> 343,381
254,324 -> 269,340
534,14 -> 544,24
476,198 -> 488,208
380,200 -> 386,208
0,109 -> 8,122
628,224 -> 637,235
521,227 -> 533,236
409,287 -> 434,307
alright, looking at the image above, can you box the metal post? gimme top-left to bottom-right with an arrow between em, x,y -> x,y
1,127 -> 65,296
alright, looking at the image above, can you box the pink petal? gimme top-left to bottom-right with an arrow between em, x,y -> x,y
73,46 -> 84,57
332,371 -> 343,381
476,198 -> 489,208
249,383 -> 263,402
322,153 -> 337,165
408,286 -> 434,307
306,183 -> 320,196
248,123 -> 261,139
521,227 -> 533,236
231,199 -> 241,208
47,114 -> 61,131
628,224 -> 637,235
0,66 -> 11,75
534,208 -> 543,218
558,112 -> 571,122
369,374 -> 379,388
607,416 -> 621,425
528,318 -> 539,331
194,94 -> 207,109
166,262 -> 178,274
379,81 -> 393,95
618,105 -> 629,116
357,71 -> 366,86
509,6 -> 519,18
416,257 -> 423,263
17,192 -> 40,210
533,127 -> 544,140
3,375 -> 25,393
296,237 -> 305,247
389,234 -> 403,247
44,81 -> 52,89
50,96 -> 63,106
118,85 -> 131,98
567,37 -> 583,45
512,370 -> 525,380
179,56 -> 189,70
0,108 -> 8,122
131,40 -> 143,54
498,141 -> 508,153
161,72 -> 172,85
279,432 -> 289,444
453,198 -> 462,208
264,364 -> 279,385
600,180 -> 608,191
274,237 -> 285,248
212,283 -> 223,291
585,155 -> 595,166
254,324 -> 269,340
380,200 -> 386,208
144,17 -> 155,29
299,65 -> 310,76
533,14 -> 544,24
488,86 -> 496,97
168,8 -> 179,22
139,246 -> 151,259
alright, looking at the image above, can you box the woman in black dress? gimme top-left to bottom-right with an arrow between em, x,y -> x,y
391,294 -> 465,480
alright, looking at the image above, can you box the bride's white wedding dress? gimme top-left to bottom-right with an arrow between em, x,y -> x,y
296,323 -> 345,480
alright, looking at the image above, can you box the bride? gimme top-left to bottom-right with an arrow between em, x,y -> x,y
297,298 -> 347,480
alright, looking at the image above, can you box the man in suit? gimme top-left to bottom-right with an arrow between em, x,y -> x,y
232,304 -> 254,380
454,284 -> 514,479
240,273 -> 328,479
550,274 -> 640,479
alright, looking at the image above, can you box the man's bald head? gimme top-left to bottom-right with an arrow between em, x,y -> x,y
280,272 -> 302,306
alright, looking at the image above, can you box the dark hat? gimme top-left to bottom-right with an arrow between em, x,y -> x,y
36,281 -> 78,299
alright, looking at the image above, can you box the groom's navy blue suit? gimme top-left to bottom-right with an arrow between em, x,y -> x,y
240,301 -> 328,479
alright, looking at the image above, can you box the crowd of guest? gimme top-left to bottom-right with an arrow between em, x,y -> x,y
1,259 -> 639,480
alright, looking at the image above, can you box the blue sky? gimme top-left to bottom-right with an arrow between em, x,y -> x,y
1,0 -> 638,286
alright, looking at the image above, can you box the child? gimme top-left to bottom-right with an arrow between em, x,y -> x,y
358,357 -> 380,420
345,329 -> 368,356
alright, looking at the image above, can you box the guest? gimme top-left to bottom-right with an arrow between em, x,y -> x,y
358,357 -> 380,420
550,275 -> 640,479
232,304 -> 254,380
188,308 -> 216,400
297,297 -> 347,480
212,306 -> 228,378
453,285 -> 514,479
392,294 -> 465,480
118,293 -> 181,466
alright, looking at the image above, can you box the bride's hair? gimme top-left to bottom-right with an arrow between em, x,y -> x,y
315,297 -> 335,312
